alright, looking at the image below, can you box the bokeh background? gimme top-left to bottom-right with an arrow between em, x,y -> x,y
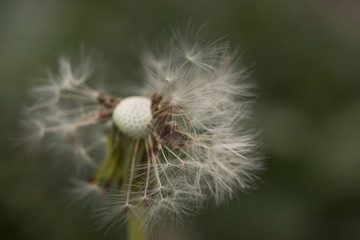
1,0 -> 360,239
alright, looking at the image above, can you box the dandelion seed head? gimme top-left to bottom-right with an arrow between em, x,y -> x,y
112,96 -> 152,139
21,26 -> 263,235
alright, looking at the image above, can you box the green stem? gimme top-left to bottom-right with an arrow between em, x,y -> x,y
92,126 -> 148,240
127,202 -> 146,240
126,140 -> 147,240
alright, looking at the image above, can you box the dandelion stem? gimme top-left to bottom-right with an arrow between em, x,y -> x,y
126,139 -> 140,205
127,201 -> 146,240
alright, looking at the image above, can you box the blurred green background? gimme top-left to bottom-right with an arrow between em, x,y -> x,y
1,0 -> 360,239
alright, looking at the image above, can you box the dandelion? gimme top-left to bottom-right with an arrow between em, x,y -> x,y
22,27 -> 262,239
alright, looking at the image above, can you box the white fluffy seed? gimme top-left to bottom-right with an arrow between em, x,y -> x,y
112,96 -> 152,139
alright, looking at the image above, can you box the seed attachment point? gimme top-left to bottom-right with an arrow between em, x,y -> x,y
112,96 -> 152,139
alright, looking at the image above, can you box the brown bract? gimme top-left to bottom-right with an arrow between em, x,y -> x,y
149,92 -> 191,152
96,93 -> 121,123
